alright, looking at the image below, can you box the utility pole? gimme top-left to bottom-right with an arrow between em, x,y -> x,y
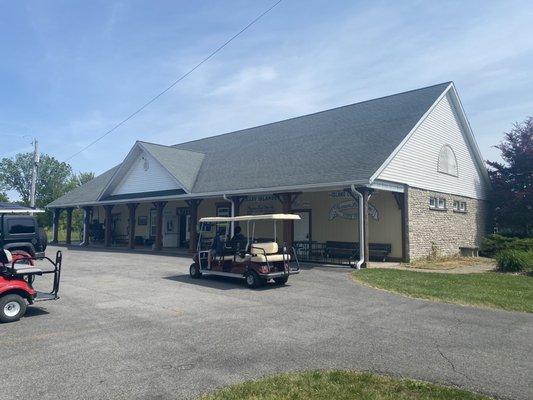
30,138 -> 39,209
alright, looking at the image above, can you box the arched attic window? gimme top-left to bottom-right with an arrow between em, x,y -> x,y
437,145 -> 458,176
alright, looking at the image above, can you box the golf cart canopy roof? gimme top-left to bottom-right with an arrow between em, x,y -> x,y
0,202 -> 45,214
199,213 -> 301,223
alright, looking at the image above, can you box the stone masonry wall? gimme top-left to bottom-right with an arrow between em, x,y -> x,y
407,187 -> 489,260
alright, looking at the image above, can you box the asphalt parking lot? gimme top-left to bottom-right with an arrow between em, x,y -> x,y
2,246 -> 532,400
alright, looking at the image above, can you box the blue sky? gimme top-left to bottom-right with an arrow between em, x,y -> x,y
1,0 -> 532,179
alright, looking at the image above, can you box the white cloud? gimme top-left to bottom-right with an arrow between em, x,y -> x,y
210,66 -> 278,96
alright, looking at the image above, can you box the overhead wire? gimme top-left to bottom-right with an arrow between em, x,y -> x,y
64,0 -> 284,162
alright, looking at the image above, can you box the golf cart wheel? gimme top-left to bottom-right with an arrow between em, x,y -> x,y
0,294 -> 27,323
245,271 -> 265,289
273,276 -> 289,285
189,263 -> 202,279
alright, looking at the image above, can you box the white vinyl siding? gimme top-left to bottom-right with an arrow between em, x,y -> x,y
377,92 -> 488,199
111,151 -> 180,195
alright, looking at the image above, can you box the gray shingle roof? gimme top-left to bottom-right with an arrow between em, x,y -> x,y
47,166 -> 119,207
174,82 -> 450,193
48,82 -> 450,207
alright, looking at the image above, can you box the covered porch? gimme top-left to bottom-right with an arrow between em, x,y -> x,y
49,184 -> 409,266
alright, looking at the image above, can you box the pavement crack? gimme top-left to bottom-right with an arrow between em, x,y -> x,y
433,338 -> 472,383
434,339 -> 457,372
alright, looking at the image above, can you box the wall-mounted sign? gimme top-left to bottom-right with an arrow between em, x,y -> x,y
329,200 -> 379,221
246,195 -> 276,202
138,216 -> 148,226
245,203 -> 275,215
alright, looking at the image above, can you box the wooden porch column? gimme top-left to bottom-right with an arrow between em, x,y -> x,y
104,205 -> 114,247
153,201 -> 167,251
274,192 -> 301,248
361,188 -> 373,268
51,208 -> 62,244
185,199 -> 202,252
127,203 -> 139,249
81,206 -> 92,246
393,189 -> 410,263
402,187 -> 410,263
65,208 -> 73,245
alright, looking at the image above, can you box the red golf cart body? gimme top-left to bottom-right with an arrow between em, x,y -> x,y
0,249 -> 62,322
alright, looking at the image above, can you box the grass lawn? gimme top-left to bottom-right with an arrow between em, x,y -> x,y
44,228 -> 82,243
353,269 -> 533,312
199,371 -> 490,400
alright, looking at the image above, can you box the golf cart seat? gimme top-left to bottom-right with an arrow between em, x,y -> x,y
217,254 -> 252,262
0,249 -> 43,275
250,242 -> 291,263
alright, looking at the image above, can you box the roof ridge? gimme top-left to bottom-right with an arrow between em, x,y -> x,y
173,81 -> 452,147
139,140 -> 206,156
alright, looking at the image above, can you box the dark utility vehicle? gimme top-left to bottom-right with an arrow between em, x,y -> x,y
0,203 -> 47,260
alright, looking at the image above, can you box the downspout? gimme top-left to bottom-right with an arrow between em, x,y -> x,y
350,184 -> 364,270
222,194 -> 235,237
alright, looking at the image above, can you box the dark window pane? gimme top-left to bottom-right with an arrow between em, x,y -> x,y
8,218 -> 35,234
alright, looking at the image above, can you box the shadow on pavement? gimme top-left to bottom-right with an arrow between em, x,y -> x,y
163,274 -> 291,291
23,307 -> 50,318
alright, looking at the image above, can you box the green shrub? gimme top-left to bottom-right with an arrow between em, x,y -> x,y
495,250 -> 533,273
480,234 -> 533,257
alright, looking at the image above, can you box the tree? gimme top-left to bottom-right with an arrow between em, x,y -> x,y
0,152 -> 95,229
486,117 -> 533,236
0,153 -> 73,208
0,182 -> 8,202
71,171 -> 95,187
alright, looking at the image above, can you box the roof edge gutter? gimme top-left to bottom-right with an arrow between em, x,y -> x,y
46,179 -> 371,209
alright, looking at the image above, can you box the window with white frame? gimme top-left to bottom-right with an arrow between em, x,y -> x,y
453,200 -> 467,212
429,196 -> 447,210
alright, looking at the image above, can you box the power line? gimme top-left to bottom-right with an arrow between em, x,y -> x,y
65,0 -> 284,162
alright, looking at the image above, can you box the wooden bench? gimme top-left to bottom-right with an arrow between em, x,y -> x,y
369,243 -> 392,261
324,241 -> 392,263
112,234 -> 128,245
324,241 -> 358,263
459,246 -> 479,257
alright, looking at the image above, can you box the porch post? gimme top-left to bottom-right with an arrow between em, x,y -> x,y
402,186 -> 410,263
186,199 -> 202,252
361,188 -> 372,268
153,201 -> 167,251
65,208 -> 73,245
104,205 -> 114,247
81,206 -> 92,246
127,203 -> 139,249
274,192 -> 301,248
51,208 -> 62,244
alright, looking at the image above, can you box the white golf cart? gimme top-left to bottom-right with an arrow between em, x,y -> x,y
189,214 -> 301,288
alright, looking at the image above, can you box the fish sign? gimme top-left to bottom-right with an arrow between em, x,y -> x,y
328,200 -> 379,221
